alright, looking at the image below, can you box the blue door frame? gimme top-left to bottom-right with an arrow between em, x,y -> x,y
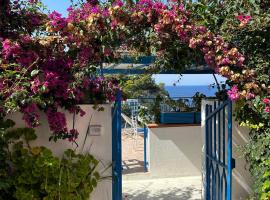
112,93 -> 150,200
112,91 -> 122,200
205,100 -> 235,200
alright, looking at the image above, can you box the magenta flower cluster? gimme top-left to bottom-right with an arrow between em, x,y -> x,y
227,86 -> 240,102
1,0 -> 266,142
86,77 -> 120,103
263,98 -> 270,113
22,103 -> 40,128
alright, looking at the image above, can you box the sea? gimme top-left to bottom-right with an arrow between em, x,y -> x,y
165,85 -> 218,98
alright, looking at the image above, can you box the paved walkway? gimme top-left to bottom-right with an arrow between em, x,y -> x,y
122,129 -> 202,200
122,130 -> 145,174
123,176 -> 202,200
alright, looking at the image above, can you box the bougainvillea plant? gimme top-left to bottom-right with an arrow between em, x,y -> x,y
0,0 -> 267,143
196,1 -> 270,197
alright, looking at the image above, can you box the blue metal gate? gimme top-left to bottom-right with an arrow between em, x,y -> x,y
205,100 -> 235,200
112,91 -> 122,200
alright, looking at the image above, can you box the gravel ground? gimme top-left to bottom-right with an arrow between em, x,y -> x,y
123,176 -> 202,200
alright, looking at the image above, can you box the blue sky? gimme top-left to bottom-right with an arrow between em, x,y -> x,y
153,74 -> 226,86
42,0 -> 226,86
42,0 -> 72,15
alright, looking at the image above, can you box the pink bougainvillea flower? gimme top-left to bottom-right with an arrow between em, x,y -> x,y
28,0 -> 38,3
68,106 -> 86,117
73,88 -> 85,101
236,14 -> 252,27
264,106 -> 270,113
110,19 -> 118,30
17,50 -> 38,67
2,39 -> 21,59
46,108 -> 68,133
113,0 -> 124,7
48,11 -> 67,30
236,15 -> 244,21
87,0 -> 99,6
68,129 -> 79,142
25,12 -> 42,26
2,39 -> 11,50
245,16 -> 252,21
91,6 -> 100,13
22,103 -> 40,128
19,35 -> 32,44
227,85 -> 240,101
31,78 -> 41,94
2,39 -> 22,59
263,98 -> 270,104
246,92 -> 255,100
219,57 -> 231,66
78,47 -> 93,64
236,15 -> 252,22
154,24 -> 162,32
104,47 -> 112,56
102,9 -> 110,17
236,56 -> 245,67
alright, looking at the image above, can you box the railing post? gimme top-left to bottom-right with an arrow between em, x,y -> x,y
205,104 -> 210,200
112,91 -> 122,200
144,124 -> 149,172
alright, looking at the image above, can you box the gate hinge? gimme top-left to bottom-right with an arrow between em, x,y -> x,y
232,158 -> 236,169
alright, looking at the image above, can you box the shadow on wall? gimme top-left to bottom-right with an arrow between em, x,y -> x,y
123,186 -> 201,200
157,126 -> 202,171
150,126 -> 203,177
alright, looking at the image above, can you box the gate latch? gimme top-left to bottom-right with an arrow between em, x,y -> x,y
232,158 -> 236,169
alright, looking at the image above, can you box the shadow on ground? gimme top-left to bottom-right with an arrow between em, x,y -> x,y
122,159 -> 145,174
123,186 -> 201,200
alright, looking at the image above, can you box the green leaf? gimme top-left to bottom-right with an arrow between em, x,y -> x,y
30,69 -> 39,77
23,128 -> 37,141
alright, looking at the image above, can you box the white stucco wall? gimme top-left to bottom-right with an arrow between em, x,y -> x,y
148,125 -> 203,178
7,105 -> 112,200
201,99 -> 254,200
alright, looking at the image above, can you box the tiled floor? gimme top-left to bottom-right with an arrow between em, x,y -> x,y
122,130 -> 145,174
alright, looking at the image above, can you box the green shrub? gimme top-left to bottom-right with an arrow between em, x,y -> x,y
0,118 -> 101,200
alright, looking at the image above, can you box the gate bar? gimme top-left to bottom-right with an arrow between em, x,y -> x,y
205,104 -> 210,200
227,101 -> 233,200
